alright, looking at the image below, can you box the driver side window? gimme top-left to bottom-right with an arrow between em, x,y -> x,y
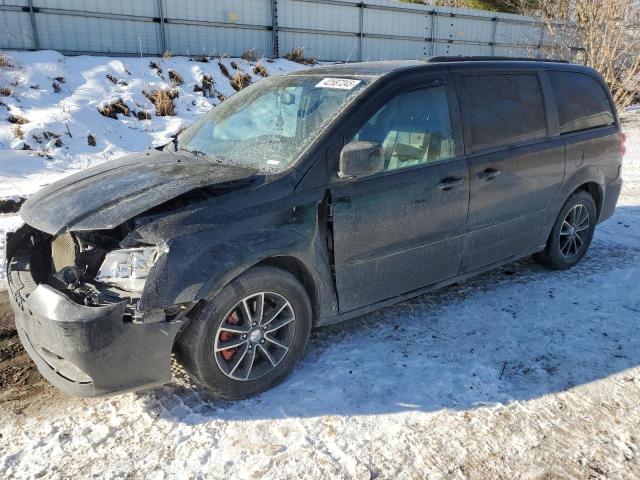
353,86 -> 454,172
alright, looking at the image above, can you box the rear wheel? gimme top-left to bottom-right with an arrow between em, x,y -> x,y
175,266 -> 312,400
534,190 -> 597,270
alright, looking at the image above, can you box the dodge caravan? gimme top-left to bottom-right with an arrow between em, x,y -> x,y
6,57 -> 623,399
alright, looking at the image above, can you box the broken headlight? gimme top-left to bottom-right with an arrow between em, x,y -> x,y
95,247 -> 159,292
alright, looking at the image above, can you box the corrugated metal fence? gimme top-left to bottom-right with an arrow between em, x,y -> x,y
0,0 -> 553,61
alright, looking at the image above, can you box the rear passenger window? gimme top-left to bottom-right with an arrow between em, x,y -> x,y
353,86 -> 454,172
549,71 -> 615,134
459,74 -> 547,152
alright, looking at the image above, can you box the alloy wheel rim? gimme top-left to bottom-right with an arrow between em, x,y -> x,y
214,292 -> 296,381
559,203 -> 590,258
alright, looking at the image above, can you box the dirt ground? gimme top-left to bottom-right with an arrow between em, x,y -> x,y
0,290 -> 60,415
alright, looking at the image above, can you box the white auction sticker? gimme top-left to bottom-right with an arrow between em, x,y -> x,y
315,78 -> 361,90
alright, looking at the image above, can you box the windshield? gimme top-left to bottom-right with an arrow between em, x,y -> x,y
178,75 -> 371,173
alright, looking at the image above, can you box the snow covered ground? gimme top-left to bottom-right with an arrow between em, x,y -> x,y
1,51 -> 640,479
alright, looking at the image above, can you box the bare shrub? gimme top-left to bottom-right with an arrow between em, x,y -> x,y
284,47 -> 316,65
230,61 -> 238,70
54,76 -> 65,83
218,62 -> 231,79
87,133 -> 96,146
253,64 -> 268,77
52,81 -> 61,93
193,74 -> 215,97
13,126 -> 24,140
241,48 -> 259,62
168,69 -> 183,86
0,87 -> 11,96
8,114 -> 28,124
98,98 -> 131,119
230,72 -> 251,91
539,0 -> 640,109
106,74 -> 118,84
21,143 -> 31,151
0,54 -> 14,69
144,89 -> 178,116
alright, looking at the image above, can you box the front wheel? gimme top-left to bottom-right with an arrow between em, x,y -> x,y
175,266 -> 312,400
534,190 -> 597,270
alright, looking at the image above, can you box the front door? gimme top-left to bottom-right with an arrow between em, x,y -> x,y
329,79 -> 469,312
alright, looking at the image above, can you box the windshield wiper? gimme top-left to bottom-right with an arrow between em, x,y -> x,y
178,146 -> 224,164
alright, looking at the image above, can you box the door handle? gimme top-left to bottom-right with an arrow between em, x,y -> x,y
478,167 -> 501,180
437,177 -> 465,190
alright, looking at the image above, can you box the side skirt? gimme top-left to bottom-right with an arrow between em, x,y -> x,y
316,244 -> 546,327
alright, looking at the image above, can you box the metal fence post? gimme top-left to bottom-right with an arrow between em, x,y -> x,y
490,17 -> 497,56
430,10 -> 436,56
27,0 -> 39,50
358,2 -> 364,62
271,0 -> 279,58
157,0 -> 167,55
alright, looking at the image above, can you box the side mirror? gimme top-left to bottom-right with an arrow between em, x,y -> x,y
339,141 -> 384,179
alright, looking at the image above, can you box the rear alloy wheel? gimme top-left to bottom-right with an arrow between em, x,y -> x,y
534,190 -> 597,270
175,266 -> 312,400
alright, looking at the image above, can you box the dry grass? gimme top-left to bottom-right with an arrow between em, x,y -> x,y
284,47 -> 316,65
193,74 -> 214,97
87,133 -> 96,146
149,61 -> 164,79
136,110 -> 152,120
0,87 -> 11,97
97,98 -> 131,119
253,64 -> 268,77
168,70 -> 183,86
106,74 -> 118,84
144,89 -> 178,116
241,49 -> 259,62
217,93 -> 227,102
7,114 -> 28,125
194,55 -> 209,63
0,54 -> 14,69
162,50 -> 173,60
218,62 -> 231,79
12,126 -> 24,140
230,72 -> 251,91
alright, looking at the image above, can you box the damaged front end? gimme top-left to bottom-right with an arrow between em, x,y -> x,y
6,222 -> 189,397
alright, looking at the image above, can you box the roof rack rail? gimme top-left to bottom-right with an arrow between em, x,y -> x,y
424,56 -> 569,64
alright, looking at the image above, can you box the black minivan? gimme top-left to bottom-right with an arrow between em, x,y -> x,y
6,57 -> 623,399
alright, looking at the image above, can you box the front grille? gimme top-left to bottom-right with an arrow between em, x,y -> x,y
51,233 -> 78,272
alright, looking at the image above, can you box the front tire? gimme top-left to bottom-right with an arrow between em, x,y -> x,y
534,190 -> 597,270
175,266 -> 312,400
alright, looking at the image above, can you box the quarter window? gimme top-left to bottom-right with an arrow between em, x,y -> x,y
548,71 -> 615,134
353,86 -> 455,172
459,74 -> 547,152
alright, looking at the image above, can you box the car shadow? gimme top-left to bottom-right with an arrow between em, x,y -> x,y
138,205 -> 640,423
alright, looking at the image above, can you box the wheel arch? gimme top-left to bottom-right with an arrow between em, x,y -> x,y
575,181 -> 603,220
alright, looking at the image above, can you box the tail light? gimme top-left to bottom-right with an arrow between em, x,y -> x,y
620,132 -> 627,157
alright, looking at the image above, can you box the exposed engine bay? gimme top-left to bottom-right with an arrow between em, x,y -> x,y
8,222 -> 146,313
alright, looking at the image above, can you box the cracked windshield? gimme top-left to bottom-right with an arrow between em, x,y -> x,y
178,76 -> 370,173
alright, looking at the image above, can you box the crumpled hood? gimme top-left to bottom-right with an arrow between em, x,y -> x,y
20,150 -> 256,235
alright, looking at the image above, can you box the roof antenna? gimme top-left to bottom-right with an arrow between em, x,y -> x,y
139,35 -> 152,152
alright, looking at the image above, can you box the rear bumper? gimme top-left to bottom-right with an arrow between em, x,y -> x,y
599,177 -> 623,223
8,256 -> 184,397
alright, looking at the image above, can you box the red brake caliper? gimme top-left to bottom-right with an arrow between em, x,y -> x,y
219,311 -> 240,361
